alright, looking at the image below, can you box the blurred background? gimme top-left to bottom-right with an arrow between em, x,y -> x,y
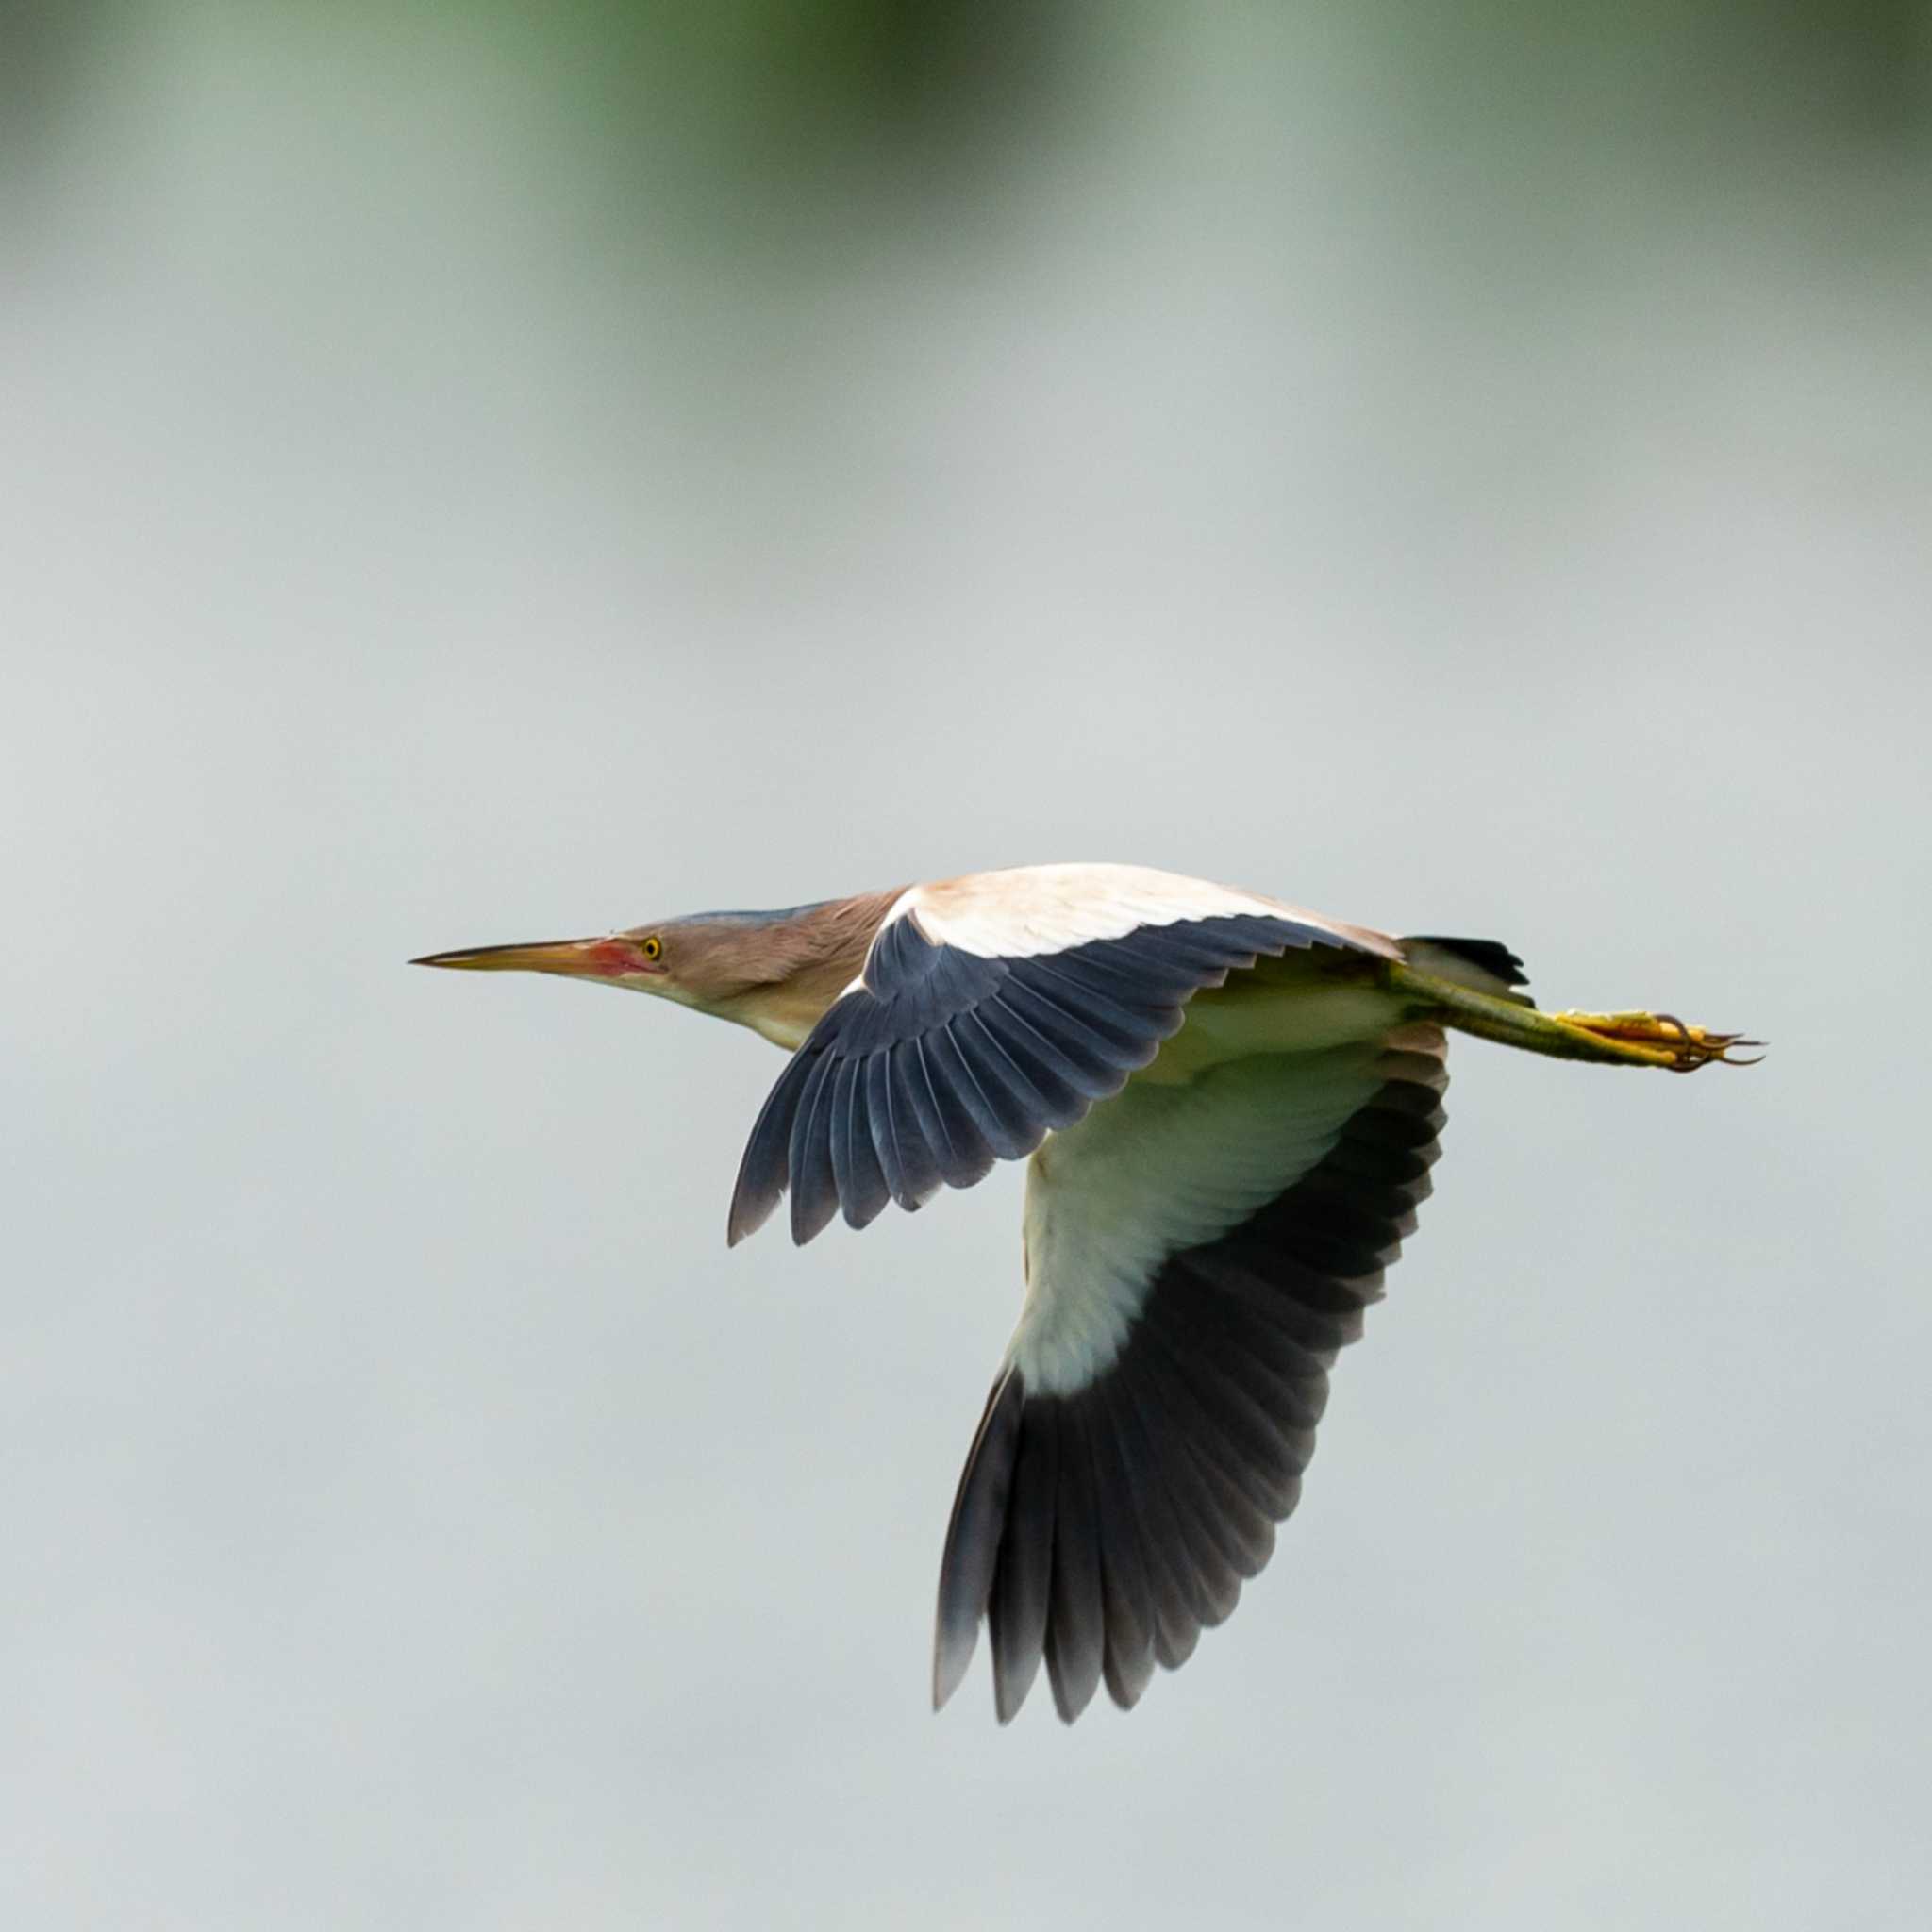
4,3 -> 1929,1926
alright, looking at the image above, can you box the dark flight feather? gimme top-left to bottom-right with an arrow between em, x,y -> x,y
932,1031 -> 1449,1719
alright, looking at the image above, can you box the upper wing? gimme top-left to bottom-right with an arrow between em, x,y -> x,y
727,864 -> 1396,1246
933,1022 -> 1449,1722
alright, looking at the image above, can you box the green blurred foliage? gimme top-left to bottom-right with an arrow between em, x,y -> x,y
1,0 -> 1926,300
0,0 -> 1074,176
7,2 -> 1926,181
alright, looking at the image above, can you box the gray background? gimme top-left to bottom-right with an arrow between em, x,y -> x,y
5,5 -> 1928,1926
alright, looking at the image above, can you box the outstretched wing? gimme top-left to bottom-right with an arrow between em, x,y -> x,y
728,864 -> 1396,1246
933,1022 -> 1448,1722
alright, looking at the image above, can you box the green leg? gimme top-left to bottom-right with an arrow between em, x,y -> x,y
1382,962 -> 1761,1073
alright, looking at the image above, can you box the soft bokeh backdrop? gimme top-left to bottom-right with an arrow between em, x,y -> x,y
5,4 -> 1928,1927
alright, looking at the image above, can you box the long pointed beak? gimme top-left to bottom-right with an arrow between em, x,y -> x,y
409,936 -> 650,979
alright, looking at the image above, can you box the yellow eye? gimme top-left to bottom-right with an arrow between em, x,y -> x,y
640,935 -> 663,961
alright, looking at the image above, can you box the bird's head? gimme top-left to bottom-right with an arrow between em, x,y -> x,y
412,895 -> 900,1050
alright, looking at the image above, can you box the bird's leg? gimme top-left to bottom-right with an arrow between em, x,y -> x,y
1381,963 -> 1762,1073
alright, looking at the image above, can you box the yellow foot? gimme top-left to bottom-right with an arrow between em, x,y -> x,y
1549,1010 -> 1765,1073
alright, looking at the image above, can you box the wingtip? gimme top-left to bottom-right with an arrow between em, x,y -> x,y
788,1191 -> 840,1248
725,1182 -> 778,1249
932,1630 -> 975,1714
1052,1683 -> 1095,1726
993,1665 -> 1031,1725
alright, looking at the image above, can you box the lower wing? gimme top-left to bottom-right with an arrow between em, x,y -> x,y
934,1021 -> 1449,1722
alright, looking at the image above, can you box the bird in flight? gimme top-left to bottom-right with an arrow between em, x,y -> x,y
415,863 -> 1757,1723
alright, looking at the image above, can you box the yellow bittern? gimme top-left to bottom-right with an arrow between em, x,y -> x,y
415,863 -> 1757,1723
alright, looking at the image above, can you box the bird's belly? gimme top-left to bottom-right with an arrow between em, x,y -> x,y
1132,971 -> 1404,1086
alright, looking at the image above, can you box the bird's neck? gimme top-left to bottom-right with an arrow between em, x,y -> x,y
709,888 -> 906,1050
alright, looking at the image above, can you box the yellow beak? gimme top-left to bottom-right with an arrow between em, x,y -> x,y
409,936 -> 652,980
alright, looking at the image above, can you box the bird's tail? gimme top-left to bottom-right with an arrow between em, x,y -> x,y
1397,935 -> 1532,1002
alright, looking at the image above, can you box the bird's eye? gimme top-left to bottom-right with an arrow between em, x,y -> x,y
640,935 -> 663,961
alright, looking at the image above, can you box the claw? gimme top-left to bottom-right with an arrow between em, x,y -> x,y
1551,1009 -> 1765,1073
